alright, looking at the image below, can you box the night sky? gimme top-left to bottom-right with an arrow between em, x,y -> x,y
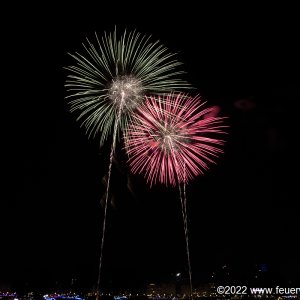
2,3 -> 299,292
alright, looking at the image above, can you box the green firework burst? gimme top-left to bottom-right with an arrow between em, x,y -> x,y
65,28 -> 191,147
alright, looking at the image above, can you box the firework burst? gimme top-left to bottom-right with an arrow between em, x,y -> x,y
65,28 -> 190,147
125,93 -> 227,187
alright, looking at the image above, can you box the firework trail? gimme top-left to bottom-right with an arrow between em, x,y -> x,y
65,28 -> 190,295
125,93 -> 227,298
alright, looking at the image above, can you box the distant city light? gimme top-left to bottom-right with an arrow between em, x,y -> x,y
43,294 -> 84,300
114,296 -> 127,300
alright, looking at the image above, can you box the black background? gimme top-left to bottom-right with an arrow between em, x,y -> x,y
2,3 -> 299,292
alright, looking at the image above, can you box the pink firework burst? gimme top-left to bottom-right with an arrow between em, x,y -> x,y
124,93 -> 227,186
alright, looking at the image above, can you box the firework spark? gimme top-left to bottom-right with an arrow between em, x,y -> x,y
125,93 -> 227,187
65,28 -> 190,147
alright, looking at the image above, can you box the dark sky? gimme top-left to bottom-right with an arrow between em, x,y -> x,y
2,3 -> 299,292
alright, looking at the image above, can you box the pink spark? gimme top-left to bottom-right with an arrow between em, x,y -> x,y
124,93 -> 227,187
